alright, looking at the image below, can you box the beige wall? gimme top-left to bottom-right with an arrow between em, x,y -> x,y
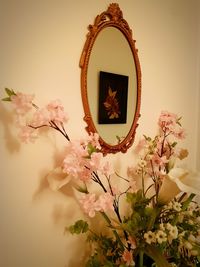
0,0 -> 199,266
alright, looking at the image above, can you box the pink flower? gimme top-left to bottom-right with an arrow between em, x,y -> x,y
18,125 -> 38,143
11,92 -> 34,115
152,154 -> 168,167
158,111 -> 186,140
122,250 -> 135,266
89,152 -> 103,170
158,111 -> 178,130
31,108 -> 51,126
86,132 -> 101,150
79,193 -> 100,217
96,193 -> 114,212
174,128 -> 186,139
63,152 -> 91,182
46,99 -> 69,124
101,161 -> 112,176
79,192 -> 114,217
62,140 -> 92,182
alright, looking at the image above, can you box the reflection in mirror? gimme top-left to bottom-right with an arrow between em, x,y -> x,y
80,3 -> 141,154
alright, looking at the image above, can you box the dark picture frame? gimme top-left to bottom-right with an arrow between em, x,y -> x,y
98,71 -> 129,124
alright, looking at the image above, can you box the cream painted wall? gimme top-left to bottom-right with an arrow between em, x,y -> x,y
196,0 -> 200,170
0,0 -> 199,266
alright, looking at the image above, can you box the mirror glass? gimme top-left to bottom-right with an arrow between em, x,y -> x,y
80,3 -> 141,154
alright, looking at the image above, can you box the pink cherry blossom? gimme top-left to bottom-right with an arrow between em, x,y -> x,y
89,155 -> 113,177
96,192 -> 114,212
46,99 -> 69,124
86,132 -> 101,150
158,111 -> 186,140
62,140 -> 93,182
11,92 -> 34,115
31,108 -> 51,127
174,127 -> 186,139
158,111 -> 178,130
63,151 -> 91,182
18,125 -> 38,143
152,154 -> 168,168
89,152 -> 103,170
101,161 -> 112,176
79,193 -> 100,217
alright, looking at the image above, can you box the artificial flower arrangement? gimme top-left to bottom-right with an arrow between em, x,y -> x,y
2,88 -> 200,267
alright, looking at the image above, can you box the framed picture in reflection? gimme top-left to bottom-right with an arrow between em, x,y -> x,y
98,71 -> 129,124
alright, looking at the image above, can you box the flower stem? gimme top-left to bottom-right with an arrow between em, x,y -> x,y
139,250 -> 144,267
100,211 -> 124,251
142,169 -> 145,197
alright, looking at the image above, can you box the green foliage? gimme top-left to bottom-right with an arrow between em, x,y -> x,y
145,244 -> 171,267
87,143 -> 98,156
125,190 -> 155,233
68,220 -> 89,234
2,88 -> 16,101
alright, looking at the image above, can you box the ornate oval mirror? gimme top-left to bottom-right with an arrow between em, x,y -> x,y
80,3 -> 141,154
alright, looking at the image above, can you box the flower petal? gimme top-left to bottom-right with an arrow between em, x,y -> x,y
168,167 -> 200,196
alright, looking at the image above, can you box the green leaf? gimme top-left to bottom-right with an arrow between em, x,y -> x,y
1,97 -> 11,101
143,134 -> 151,141
86,255 -> 101,267
145,244 -> 171,267
171,141 -> 177,148
103,261 -> 115,267
5,88 -> 16,96
68,220 -> 89,234
182,193 -> 196,211
87,143 -> 97,156
146,207 -> 161,231
73,183 -> 88,194
2,88 -> 16,101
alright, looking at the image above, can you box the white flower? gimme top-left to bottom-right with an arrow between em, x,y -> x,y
168,225 -> 178,240
156,230 -> 167,244
158,177 -> 181,204
172,201 -> 182,212
138,159 -> 146,168
144,231 -> 155,244
166,223 -> 173,231
168,167 -> 200,195
159,223 -> 165,231
158,167 -> 200,203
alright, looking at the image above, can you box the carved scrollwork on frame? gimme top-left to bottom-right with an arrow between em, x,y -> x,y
80,3 -> 141,155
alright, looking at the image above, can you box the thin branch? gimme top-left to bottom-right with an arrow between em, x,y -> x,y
115,172 -> 129,182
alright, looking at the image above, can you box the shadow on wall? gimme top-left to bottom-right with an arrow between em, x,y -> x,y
65,212 -> 113,267
0,102 -> 20,153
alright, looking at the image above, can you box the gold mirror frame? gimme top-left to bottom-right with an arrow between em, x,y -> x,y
80,3 -> 141,154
